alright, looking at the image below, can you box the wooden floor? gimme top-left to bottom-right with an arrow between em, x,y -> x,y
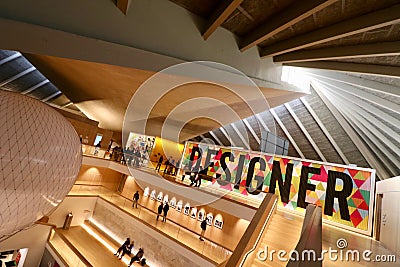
322,224 -> 400,267
54,226 -> 142,266
241,209 -> 399,267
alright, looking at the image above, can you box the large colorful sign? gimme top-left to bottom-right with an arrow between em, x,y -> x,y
181,141 -> 375,235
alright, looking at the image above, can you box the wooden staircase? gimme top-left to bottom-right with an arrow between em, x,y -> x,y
242,210 -> 304,267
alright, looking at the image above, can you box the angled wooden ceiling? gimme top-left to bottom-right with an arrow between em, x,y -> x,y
169,0 -> 400,77
22,53 -> 305,141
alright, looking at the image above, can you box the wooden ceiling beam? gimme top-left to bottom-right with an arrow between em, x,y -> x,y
261,4 -> 400,57
202,0 -> 244,40
240,0 -> 337,52
274,41 -> 400,63
116,0 -> 131,15
284,61 -> 400,77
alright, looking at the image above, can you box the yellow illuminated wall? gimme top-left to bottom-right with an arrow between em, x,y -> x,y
149,137 -> 184,165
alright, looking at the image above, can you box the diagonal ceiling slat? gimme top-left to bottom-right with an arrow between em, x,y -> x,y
274,41 -> 400,63
260,4 -> 400,57
202,0 -> 244,40
284,61 -> 400,77
240,0 -> 338,51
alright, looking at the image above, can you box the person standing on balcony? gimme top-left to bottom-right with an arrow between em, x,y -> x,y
170,158 -> 175,175
156,202 -> 164,221
94,141 -> 102,156
134,148 -> 141,167
155,154 -> 163,171
199,219 -> 207,241
163,157 -> 170,175
174,159 -> 180,176
132,191 -> 140,208
107,139 -> 113,152
162,202 -> 170,222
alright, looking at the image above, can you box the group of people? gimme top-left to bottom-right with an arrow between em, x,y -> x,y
109,146 -> 143,167
110,146 -> 126,163
181,167 -> 210,188
155,155 -> 180,176
156,202 -> 170,222
115,238 -> 146,266
157,201 -> 208,241
125,147 -> 144,167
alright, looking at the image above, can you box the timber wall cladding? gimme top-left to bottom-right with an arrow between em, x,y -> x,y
66,117 -> 114,147
76,165 -> 123,191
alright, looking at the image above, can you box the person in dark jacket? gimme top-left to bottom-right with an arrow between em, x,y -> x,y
114,237 -> 130,257
156,203 -> 164,221
128,248 -> 144,266
199,219 -> 207,241
169,158 -> 175,175
163,157 -> 170,174
155,155 -> 163,171
162,202 -> 170,222
174,159 -> 180,176
118,241 -> 134,260
195,168 -> 207,187
132,191 -> 140,208
134,148 -> 141,167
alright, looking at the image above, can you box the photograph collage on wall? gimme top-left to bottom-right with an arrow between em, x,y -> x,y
126,132 -> 156,166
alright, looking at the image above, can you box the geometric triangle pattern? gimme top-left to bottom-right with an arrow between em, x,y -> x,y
182,142 -> 375,232
0,90 -> 82,241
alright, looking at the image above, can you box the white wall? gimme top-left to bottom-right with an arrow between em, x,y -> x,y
376,176 -> 400,255
48,196 -> 97,227
0,225 -> 51,267
0,197 -> 97,267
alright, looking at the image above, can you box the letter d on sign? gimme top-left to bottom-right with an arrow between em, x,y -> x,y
257,245 -> 268,261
